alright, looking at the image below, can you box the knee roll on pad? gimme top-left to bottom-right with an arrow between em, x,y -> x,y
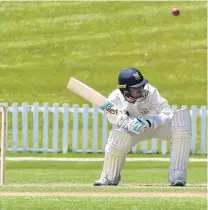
171,109 -> 192,139
105,129 -> 133,155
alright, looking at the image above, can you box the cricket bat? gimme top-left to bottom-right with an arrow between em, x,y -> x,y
67,77 -> 121,118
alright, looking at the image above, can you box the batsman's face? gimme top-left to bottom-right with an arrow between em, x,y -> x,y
124,87 -> 144,103
129,87 -> 143,98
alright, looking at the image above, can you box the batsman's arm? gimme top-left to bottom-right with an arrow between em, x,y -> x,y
149,89 -> 174,125
101,92 -> 125,124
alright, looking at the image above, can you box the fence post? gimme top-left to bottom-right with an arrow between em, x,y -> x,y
12,103 -> 18,152
22,102 -> 29,152
82,104 -> 89,153
92,105 -> 99,153
131,144 -> 137,154
72,104 -> 79,152
5,103 -> 8,150
151,138 -> 157,154
200,105 -> 207,155
43,103 -> 49,153
33,103 -> 39,153
52,103 -> 59,153
190,106 -> 197,154
62,103 -> 69,154
141,140 -> 147,154
161,140 -> 167,155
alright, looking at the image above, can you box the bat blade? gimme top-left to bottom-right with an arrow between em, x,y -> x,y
67,77 -> 120,118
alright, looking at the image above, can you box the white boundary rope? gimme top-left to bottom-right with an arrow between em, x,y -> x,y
1,157 -> 207,162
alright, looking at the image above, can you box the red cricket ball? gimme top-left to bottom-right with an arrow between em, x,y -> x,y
172,8 -> 180,16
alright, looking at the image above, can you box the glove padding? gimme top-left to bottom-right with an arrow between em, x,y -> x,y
127,117 -> 152,134
128,116 -> 162,134
115,108 -> 130,128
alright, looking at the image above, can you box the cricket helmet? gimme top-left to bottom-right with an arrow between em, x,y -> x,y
118,68 -> 148,102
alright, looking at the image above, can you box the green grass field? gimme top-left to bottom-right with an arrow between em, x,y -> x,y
0,1 -> 207,209
0,1 -> 206,106
0,161 -> 207,210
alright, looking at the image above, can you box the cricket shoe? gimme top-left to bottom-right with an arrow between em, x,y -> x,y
170,180 -> 186,187
94,175 -> 121,186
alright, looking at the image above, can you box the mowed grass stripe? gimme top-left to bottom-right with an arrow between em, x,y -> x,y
0,192 -> 206,198
0,183 -> 206,193
1,27 -> 206,51
0,197 -> 206,210
4,183 -> 207,188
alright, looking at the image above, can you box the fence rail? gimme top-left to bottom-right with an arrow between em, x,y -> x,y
0,103 -> 207,155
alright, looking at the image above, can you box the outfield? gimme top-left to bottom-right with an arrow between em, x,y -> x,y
0,1 -> 206,106
0,1 -> 207,210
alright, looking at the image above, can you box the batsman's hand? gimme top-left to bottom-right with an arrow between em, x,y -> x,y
128,116 -> 162,134
115,108 -> 130,128
127,117 -> 152,134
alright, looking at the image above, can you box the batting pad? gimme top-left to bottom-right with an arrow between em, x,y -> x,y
100,129 -> 132,184
168,109 -> 192,184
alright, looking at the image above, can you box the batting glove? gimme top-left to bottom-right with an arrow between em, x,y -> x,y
127,117 -> 152,134
115,108 -> 130,128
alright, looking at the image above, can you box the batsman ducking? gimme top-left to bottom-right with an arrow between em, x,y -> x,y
67,67 -> 192,187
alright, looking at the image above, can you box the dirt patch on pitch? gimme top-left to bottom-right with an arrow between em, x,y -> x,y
0,192 -> 206,198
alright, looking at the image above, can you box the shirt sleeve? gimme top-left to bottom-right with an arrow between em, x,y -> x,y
105,91 -> 124,124
149,89 -> 173,125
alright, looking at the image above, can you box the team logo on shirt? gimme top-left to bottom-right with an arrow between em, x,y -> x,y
133,72 -> 141,80
140,108 -> 149,114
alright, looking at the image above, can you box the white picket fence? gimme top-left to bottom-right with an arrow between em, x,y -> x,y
0,103 -> 207,154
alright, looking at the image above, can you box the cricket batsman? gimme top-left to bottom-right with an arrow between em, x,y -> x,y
94,67 -> 192,187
